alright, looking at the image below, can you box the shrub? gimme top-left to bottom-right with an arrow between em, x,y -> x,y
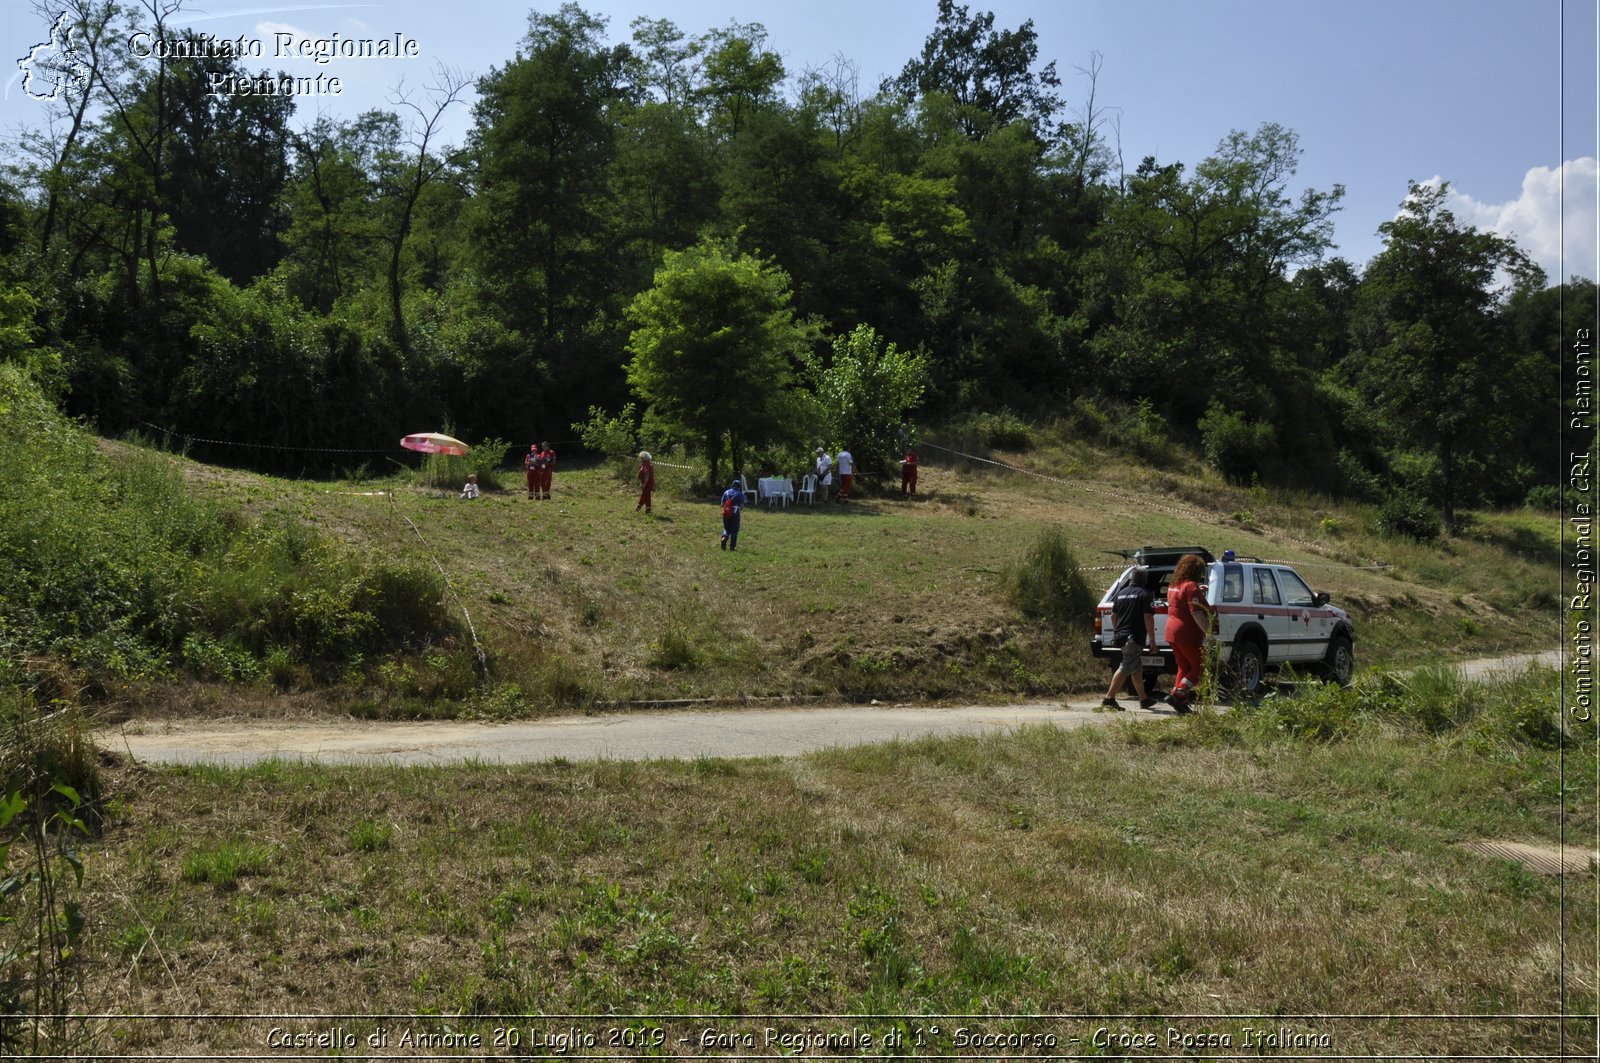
1374,492 -> 1441,542
1064,396 -> 1113,443
466,436 -> 515,491
0,367 -> 465,687
1124,399 -> 1179,468
573,403 -> 640,481
1198,401 -> 1277,484
950,410 -> 1035,452
1005,529 -> 1096,630
1523,483 -> 1583,512
1336,449 -> 1384,502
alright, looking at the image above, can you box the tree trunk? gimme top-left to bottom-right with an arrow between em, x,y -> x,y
1440,442 -> 1456,535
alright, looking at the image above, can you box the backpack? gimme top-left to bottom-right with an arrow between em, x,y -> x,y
721,496 -> 734,518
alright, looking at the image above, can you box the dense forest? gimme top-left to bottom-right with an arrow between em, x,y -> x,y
0,0 -> 1589,523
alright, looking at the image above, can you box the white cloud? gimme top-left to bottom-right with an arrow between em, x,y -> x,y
256,20 -> 312,52
1427,160 -> 1599,284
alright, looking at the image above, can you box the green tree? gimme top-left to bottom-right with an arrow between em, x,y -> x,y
1503,277 -> 1596,503
1348,180 -> 1543,530
814,324 -> 928,478
624,237 -> 818,486
467,3 -> 634,434
892,0 -> 1062,143
694,21 -> 784,141
22,0 -> 120,257
159,41 -> 295,284
469,3 -> 630,342
376,67 -> 469,358
1088,124 -> 1343,440
280,113 -> 395,314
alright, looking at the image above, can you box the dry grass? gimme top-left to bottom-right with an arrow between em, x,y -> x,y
68,671 -> 1596,1055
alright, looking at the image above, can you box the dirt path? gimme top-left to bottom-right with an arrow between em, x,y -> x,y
98,650 -> 1562,767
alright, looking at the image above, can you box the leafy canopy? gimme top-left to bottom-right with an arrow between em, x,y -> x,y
813,324 -> 928,477
624,237 -> 818,486
1349,180 -> 1543,529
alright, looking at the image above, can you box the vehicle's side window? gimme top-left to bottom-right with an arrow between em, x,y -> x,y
1221,563 -> 1244,602
1277,569 -> 1314,607
1252,568 -> 1281,606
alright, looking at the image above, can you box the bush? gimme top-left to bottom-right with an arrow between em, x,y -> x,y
572,404 -> 640,481
1065,396 -> 1113,440
1198,401 -> 1277,484
0,366 -> 465,686
1335,449 -> 1384,502
950,410 -> 1035,452
1004,529 -> 1096,630
1238,667 -> 1570,748
465,436 -> 515,492
1374,492 -> 1441,542
1246,682 -> 1363,742
1523,483 -> 1582,512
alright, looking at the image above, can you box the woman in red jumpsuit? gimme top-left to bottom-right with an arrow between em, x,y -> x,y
1164,553 -> 1216,712
636,451 -> 655,513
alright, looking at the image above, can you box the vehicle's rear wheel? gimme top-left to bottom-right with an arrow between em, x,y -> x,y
1228,640 -> 1266,696
1322,634 -> 1355,686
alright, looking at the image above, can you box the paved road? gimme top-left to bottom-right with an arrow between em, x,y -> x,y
100,650 -> 1562,768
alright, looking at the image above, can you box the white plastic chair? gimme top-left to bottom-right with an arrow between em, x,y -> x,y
796,473 -> 817,505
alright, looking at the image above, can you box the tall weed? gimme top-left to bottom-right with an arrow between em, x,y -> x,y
1004,529 -> 1096,631
0,686 -> 98,1056
1239,667 -> 1569,749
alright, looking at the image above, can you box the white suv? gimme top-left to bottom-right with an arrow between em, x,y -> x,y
1090,546 -> 1357,693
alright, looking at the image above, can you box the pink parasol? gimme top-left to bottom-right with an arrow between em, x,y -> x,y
400,432 -> 470,456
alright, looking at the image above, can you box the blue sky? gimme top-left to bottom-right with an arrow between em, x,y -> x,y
4,0 -> 1597,281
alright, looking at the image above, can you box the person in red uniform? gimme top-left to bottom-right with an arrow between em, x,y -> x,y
524,443 -> 539,499
899,447 -> 919,495
1164,553 -> 1216,713
636,450 -> 655,513
535,441 -> 556,499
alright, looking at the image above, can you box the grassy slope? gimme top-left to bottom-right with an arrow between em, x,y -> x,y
127,434 -> 1562,718
32,443 -> 1585,1055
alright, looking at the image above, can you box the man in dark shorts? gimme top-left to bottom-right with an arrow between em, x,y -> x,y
1102,567 -> 1159,711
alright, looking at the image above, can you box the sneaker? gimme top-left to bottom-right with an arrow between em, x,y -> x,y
719,538 -> 727,550
1100,697 -> 1121,710
1139,697 -> 1158,710
1164,692 -> 1189,712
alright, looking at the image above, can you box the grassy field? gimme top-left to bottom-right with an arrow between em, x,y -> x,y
0,356 -> 1561,720
100,424 -> 1564,722
4,378 -> 1588,1057
31,666 -> 1597,1056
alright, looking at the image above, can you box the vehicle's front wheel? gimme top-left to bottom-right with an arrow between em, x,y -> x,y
1322,634 -> 1355,686
1228,640 -> 1266,696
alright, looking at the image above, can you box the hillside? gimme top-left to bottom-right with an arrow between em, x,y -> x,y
1,378 -> 1586,1059
99,425 -> 1559,721
0,355 -> 1559,722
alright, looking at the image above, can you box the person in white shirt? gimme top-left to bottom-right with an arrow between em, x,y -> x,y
460,473 -> 480,499
836,447 -> 854,501
814,448 -> 833,502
